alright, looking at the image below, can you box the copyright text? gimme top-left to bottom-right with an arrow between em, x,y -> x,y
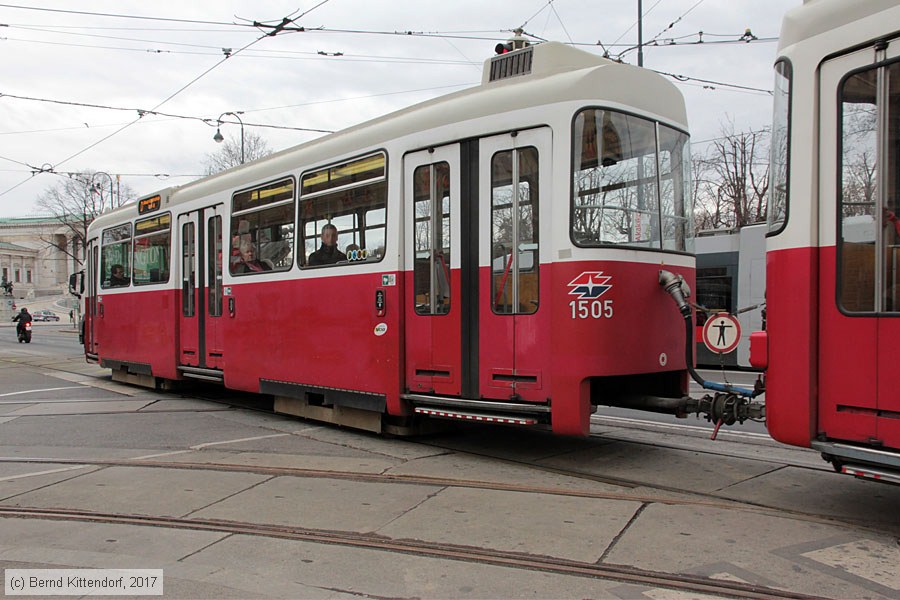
5,569 -> 163,596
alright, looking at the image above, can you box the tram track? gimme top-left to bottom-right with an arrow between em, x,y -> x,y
2,359 -> 891,534
0,455 -> 882,536
0,505 -> 822,600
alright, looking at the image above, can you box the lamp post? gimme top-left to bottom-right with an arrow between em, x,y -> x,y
637,0 -> 643,67
213,111 -> 245,164
92,171 -> 115,213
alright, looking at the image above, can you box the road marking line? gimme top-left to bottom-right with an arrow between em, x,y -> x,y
0,465 -> 90,482
130,450 -> 193,460
0,386 -> 83,398
189,433 -> 289,450
0,398 -> 148,405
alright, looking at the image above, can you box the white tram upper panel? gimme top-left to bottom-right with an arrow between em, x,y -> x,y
778,0 -> 900,53
89,41 -> 686,233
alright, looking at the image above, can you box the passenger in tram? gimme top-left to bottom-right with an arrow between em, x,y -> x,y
307,223 -> 347,265
234,240 -> 271,273
109,264 -> 129,287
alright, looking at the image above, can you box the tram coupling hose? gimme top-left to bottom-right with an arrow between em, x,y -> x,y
658,270 -> 692,318
657,270 -> 759,400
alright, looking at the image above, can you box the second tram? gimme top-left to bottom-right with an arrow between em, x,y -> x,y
758,0 -> 900,482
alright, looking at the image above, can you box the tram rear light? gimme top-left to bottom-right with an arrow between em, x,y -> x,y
749,331 -> 767,369
495,42 -> 514,55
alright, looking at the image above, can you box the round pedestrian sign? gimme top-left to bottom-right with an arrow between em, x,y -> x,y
702,312 -> 741,354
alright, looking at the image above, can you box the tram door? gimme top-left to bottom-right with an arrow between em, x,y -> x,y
85,241 -> 99,356
819,41 -> 900,448
177,206 -> 225,370
479,129 -> 551,402
404,145 -> 462,396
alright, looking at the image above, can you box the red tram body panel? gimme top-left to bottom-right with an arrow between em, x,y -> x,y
80,42 -> 695,438
764,0 -> 900,481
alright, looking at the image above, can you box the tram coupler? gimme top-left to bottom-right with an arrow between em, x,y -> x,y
685,393 -> 766,440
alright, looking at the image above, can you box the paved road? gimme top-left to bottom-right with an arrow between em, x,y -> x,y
0,342 -> 897,599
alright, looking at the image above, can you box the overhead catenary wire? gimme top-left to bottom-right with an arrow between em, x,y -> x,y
0,1 -> 779,210
0,5 -> 334,200
0,3 -> 251,27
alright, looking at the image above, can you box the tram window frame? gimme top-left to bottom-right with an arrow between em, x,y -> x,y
570,108 -> 693,253
837,58 -> 900,315
298,151 -> 388,269
132,212 -> 171,286
100,222 -> 132,289
490,146 -> 540,316
413,161 -> 452,315
229,177 -> 295,276
768,59 -> 792,237
182,221 -> 195,317
208,215 -> 223,316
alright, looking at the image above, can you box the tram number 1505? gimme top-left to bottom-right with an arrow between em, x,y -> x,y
569,299 -> 614,320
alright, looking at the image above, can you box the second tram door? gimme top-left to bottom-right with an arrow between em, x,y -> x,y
177,206 -> 225,371
820,41 -> 900,448
404,145 -> 462,396
479,129 -> 551,403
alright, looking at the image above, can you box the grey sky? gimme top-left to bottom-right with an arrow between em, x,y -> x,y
0,0 -> 800,216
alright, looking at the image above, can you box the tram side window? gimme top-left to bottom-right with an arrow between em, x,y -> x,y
208,216 -> 223,316
491,147 -> 539,315
571,108 -> 693,252
838,63 -> 900,313
299,153 -> 387,268
100,223 -> 132,288
659,127 -> 693,253
769,60 -> 792,234
413,162 -> 451,315
133,213 -> 171,285
230,178 -> 295,276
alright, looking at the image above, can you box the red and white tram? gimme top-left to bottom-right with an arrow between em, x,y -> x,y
79,42 -> 695,437
757,0 -> 900,482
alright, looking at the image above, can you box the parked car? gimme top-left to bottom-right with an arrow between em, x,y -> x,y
32,310 -> 60,322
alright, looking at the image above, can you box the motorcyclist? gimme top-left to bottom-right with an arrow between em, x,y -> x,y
12,307 -> 32,336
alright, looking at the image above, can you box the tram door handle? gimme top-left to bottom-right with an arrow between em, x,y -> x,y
375,289 -> 385,317
228,297 -> 235,317
98,303 -> 104,318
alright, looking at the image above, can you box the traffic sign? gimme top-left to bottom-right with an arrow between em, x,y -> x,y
702,312 -> 741,354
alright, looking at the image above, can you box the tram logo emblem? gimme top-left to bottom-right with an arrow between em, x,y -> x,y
567,272 -> 612,299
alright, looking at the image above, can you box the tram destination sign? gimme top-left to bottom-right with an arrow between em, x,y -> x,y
138,195 -> 161,215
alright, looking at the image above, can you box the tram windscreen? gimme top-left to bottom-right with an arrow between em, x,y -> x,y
571,109 -> 692,252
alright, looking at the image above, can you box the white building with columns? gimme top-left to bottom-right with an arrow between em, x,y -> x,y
0,216 -> 81,299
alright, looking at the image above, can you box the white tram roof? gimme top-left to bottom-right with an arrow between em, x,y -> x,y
94,42 -> 686,229
778,0 -> 900,53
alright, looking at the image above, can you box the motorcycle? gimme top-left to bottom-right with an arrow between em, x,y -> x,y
16,321 -> 32,343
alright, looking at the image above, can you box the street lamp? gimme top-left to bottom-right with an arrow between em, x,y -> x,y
92,171 -> 115,213
213,111 -> 245,164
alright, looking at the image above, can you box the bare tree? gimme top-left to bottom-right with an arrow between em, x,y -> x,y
693,120 -> 770,231
35,171 -> 134,266
840,104 -> 878,217
202,131 -> 273,175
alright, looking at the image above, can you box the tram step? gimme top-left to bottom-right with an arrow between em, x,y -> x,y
841,463 -> 900,485
414,407 -> 538,425
402,394 -> 550,414
178,365 -> 224,383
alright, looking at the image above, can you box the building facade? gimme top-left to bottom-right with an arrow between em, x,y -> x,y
0,217 -> 81,299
